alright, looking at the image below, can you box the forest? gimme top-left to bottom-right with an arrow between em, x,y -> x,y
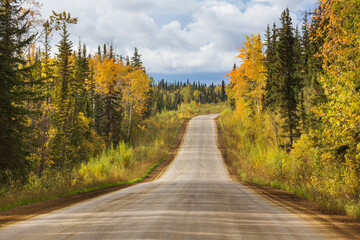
2,0 -> 360,219
222,0 -> 360,217
0,0 -> 226,209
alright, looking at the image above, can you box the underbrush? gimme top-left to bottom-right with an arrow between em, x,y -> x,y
0,102 -> 225,211
219,108 -> 360,218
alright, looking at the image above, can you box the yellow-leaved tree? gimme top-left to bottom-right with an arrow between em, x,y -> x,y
90,55 -> 124,144
311,0 -> 360,196
122,67 -> 150,140
228,34 -> 266,118
91,55 -> 123,95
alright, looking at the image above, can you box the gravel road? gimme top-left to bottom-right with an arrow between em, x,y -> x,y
0,114 -> 337,239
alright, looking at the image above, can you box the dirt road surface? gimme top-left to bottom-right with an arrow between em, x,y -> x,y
0,114 -> 344,239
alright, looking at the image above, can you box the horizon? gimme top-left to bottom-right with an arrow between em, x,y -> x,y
37,0 -> 316,84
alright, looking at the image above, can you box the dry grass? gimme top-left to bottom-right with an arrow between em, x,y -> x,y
219,108 -> 360,218
0,102 -> 225,211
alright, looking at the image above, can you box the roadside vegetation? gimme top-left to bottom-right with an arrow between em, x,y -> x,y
0,102 -> 225,211
0,1 -> 226,211
221,1 -> 360,218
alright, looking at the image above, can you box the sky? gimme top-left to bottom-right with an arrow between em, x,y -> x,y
36,0 -> 317,84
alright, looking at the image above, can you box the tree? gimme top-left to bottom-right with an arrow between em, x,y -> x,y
0,0 -> 35,182
193,90 -> 201,104
277,8 -> 299,148
91,54 -> 123,145
312,0 -> 360,165
264,23 -> 280,110
49,11 -> 78,168
306,6 -> 327,131
221,80 -> 226,101
131,47 -> 142,68
122,67 -> 150,141
229,34 -> 266,117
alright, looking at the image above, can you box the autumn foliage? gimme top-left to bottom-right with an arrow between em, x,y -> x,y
228,34 -> 265,119
0,0 -> 228,207
223,1 -> 360,217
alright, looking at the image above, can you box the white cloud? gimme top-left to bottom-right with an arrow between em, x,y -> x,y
37,0 -> 316,75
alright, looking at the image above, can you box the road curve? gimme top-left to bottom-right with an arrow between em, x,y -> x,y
0,114 -> 337,239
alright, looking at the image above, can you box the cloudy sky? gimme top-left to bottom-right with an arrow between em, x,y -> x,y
37,0 -> 316,84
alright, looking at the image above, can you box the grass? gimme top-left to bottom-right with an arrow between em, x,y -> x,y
0,102 -> 225,211
219,107 -> 360,218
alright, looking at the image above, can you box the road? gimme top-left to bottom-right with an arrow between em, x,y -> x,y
0,114 -> 337,239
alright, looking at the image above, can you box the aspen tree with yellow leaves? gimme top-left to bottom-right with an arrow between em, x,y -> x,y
228,34 -> 266,119
122,67 -> 150,141
310,0 -> 360,193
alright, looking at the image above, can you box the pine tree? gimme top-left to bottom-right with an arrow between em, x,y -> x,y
103,43 -> 107,59
221,80 -> 226,101
277,8 -> 299,148
50,11 -> 78,168
293,26 -> 306,132
97,45 -> 101,60
131,47 -> 143,68
264,23 -> 280,110
0,0 -> 34,182
299,12 -> 312,133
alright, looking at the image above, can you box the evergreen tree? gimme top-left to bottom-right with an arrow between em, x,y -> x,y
131,47 -> 142,68
293,26 -> 305,132
42,20 -> 53,105
109,44 -> 114,60
103,43 -> 107,59
264,23 -> 280,110
74,41 -> 86,115
125,55 -> 130,66
299,12 -> 311,133
50,12 -> 78,168
97,45 -> 101,59
221,80 -> 226,101
277,8 -> 299,148
0,0 -> 35,182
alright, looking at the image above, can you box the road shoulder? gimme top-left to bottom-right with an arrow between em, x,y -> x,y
215,116 -> 360,240
0,118 -> 190,227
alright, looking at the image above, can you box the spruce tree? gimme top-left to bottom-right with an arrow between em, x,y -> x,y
131,47 -> 143,68
221,80 -> 226,101
277,8 -> 299,148
293,26 -> 306,133
264,23 -> 280,110
51,14 -> 78,168
0,0 -> 34,182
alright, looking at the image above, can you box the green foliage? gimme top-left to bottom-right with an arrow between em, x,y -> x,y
131,47 -> 143,68
75,142 -> 133,185
156,79 -> 226,113
276,8 -> 300,148
0,0 -> 35,183
264,23 -> 279,110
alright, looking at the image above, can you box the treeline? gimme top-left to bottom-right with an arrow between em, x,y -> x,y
0,1 -> 226,185
229,8 -> 322,148
156,79 -> 226,112
226,0 -> 360,214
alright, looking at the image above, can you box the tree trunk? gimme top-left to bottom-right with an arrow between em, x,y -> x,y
127,102 -> 133,141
